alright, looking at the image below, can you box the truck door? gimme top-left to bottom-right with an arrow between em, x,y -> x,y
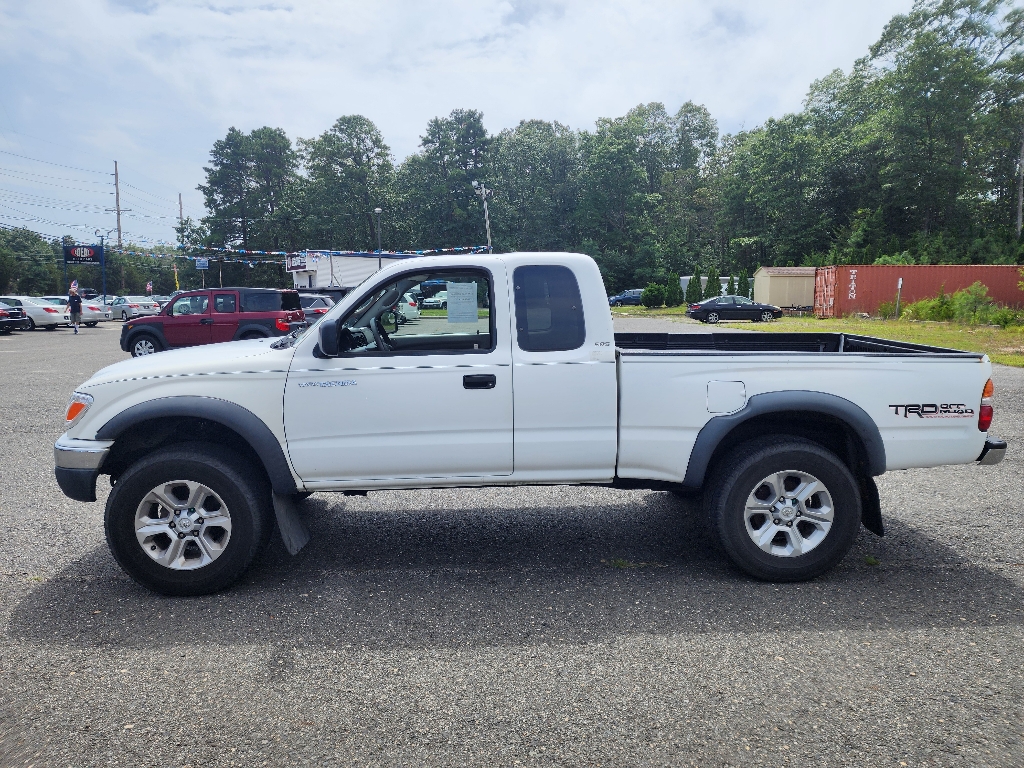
509,261 -> 618,481
284,265 -> 513,484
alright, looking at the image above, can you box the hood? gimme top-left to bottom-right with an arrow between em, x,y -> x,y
81,339 -> 294,389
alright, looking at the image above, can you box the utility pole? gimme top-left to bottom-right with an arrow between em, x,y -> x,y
179,193 -> 184,227
471,181 -> 493,253
114,161 -> 123,248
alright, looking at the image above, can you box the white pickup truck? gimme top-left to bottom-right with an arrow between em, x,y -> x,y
54,253 -> 1006,595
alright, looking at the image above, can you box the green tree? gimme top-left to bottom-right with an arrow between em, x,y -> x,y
737,269 -> 750,298
703,264 -> 723,299
726,274 -> 736,295
684,266 -> 703,303
663,274 -> 683,306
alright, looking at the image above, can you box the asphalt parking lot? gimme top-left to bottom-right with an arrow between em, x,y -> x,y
1,321 -> 1021,767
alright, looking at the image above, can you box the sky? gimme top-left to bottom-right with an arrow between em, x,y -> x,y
0,0 -> 913,246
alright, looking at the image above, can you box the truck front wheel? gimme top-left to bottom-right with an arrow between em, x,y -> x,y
705,438 -> 861,581
104,444 -> 272,596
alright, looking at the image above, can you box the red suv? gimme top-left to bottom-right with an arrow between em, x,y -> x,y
119,288 -> 305,357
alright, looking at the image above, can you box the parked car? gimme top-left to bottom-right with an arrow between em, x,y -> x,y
119,287 -> 305,356
298,293 -> 334,318
0,296 -> 67,330
38,296 -> 113,326
55,252 -> 1005,595
421,290 -> 447,309
0,301 -> 26,333
110,295 -> 161,321
152,295 -> 171,308
686,295 -> 783,324
394,292 -> 420,324
608,289 -> 644,307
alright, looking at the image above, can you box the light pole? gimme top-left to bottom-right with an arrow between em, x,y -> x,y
373,207 -> 383,271
471,181 -> 493,253
95,228 -> 116,302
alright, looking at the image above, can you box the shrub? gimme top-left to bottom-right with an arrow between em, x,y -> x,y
737,269 -> 750,299
685,267 -> 703,304
641,283 -> 665,308
663,275 -> 683,307
877,300 -> 897,319
703,265 -> 722,300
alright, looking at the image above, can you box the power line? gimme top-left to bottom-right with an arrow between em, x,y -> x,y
0,169 -> 114,194
0,165 -> 112,185
0,149 -> 108,175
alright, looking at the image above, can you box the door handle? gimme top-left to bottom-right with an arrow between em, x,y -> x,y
199,318 -> 213,325
463,374 -> 496,389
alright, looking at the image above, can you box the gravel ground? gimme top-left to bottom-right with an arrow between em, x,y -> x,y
0,322 -> 1021,767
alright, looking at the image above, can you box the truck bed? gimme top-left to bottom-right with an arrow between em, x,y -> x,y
614,332 -> 982,357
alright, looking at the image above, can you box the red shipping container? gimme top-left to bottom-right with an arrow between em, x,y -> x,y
814,264 -> 1024,318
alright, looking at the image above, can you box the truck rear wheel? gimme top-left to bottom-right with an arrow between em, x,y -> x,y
705,438 -> 861,581
104,444 -> 272,596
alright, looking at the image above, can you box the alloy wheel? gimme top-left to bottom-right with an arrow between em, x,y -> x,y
743,470 -> 834,557
134,480 -> 232,571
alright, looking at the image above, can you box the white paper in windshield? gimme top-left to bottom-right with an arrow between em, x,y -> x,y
446,282 -> 478,324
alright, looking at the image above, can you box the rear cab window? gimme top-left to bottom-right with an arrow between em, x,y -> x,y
241,291 -> 301,312
513,265 -> 586,352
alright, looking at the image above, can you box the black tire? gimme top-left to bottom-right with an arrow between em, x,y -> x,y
130,334 -> 162,357
440,302 -> 447,310
85,321 -> 98,327
240,331 -> 265,340
121,310 -> 129,321
704,437 -> 861,582
104,444 -> 273,596
760,310 -> 775,322
706,311 -> 720,324
25,317 -> 36,331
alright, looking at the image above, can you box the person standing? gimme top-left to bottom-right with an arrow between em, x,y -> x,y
68,286 -> 83,335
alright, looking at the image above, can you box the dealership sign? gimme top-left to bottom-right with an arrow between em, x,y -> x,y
195,258 -> 209,270
63,245 -> 103,265
285,253 -> 307,272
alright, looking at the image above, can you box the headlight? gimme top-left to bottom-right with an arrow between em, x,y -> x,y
65,392 -> 94,426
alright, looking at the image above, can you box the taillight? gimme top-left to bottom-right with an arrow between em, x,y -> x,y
43,307 -> 58,313
409,301 -> 416,307
979,378 -> 994,431
0,310 -> 8,318
689,304 -> 700,310
275,318 -> 290,332
129,304 -> 140,308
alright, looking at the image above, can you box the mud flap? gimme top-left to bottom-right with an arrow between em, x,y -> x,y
859,475 -> 884,537
272,492 -> 311,555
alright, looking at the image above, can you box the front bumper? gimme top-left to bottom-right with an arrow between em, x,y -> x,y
977,436 -> 1007,466
54,436 -> 114,502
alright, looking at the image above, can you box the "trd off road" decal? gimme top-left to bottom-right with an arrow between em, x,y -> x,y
889,403 -> 974,418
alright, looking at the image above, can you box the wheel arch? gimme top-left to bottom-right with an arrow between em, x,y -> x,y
124,325 -> 167,350
95,396 -> 298,495
234,323 -> 271,340
682,391 -> 886,488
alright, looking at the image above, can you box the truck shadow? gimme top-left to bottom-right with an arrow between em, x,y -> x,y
7,488 -> 1022,650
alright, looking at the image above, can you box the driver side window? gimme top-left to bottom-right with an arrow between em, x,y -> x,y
338,269 -> 494,355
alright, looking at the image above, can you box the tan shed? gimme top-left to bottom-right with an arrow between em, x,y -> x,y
753,266 -> 816,308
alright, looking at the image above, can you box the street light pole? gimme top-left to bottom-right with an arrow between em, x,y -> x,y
374,207 -> 383,271
471,181 -> 493,253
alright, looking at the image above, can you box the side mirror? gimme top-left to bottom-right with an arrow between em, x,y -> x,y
319,319 -> 340,357
381,311 -> 399,334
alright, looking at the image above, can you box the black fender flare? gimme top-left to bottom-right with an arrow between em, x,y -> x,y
234,322 -> 272,340
682,390 -> 886,488
123,324 -> 168,352
95,396 -> 298,495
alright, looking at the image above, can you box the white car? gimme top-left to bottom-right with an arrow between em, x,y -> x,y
395,292 -> 420,323
110,295 -> 161,321
421,290 -> 447,309
0,296 -> 69,330
38,296 -> 113,326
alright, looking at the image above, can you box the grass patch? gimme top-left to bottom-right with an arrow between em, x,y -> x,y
718,316 -> 1024,367
864,555 -> 880,567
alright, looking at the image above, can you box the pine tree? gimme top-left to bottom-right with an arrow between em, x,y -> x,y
737,269 -> 750,299
663,273 -> 683,307
726,274 -> 736,296
685,266 -> 703,304
703,265 -> 722,300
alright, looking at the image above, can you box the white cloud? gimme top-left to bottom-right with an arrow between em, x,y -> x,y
0,0 -> 911,243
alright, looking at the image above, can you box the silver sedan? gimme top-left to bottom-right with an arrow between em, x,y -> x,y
2,296 -> 69,330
